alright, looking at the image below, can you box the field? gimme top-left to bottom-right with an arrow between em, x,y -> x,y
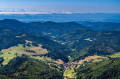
0,40 -> 64,65
110,52 -> 120,58
0,50 -> 16,65
30,56 -> 54,62
0,41 -> 49,65
72,55 -> 108,65
64,69 -> 76,79
84,38 -> 93,42
30,56 -> 64,65
30,44 -> 48,55
64,65 -> 76,79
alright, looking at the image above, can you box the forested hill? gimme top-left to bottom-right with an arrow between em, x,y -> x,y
81,22 -> 120,31
0,56 -> 63,79
0,19 -> 88,37
0,28 -> 71,62
0,19 -> 120,62
59,29 -> 120,61
76,58 -> 120,79
0,19 -> 120,78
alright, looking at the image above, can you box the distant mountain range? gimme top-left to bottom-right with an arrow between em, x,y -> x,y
0,13 -> 120,22
0,19 -> 88,37
0,9 -> 82,14
81,22 -> 120,30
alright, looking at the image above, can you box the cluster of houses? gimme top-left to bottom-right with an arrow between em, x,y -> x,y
54,56 -> 107,71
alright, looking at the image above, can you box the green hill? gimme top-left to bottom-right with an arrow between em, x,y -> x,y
59,29 -> 120,61
0,28 -> 70,62
0,19 -> 88,38
75,58 -> 120,79
82,22 -> 120,31
0,56 -> 63,79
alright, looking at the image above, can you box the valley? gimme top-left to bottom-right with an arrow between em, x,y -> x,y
0,0 -> 120,78
0,19 -> 120,79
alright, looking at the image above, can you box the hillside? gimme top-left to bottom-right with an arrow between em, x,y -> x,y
59,29 -> 120,61
0,19 -> 88,38
75,58 -> 120,79
0,28 -> 71,63
0,19 -> 120,78
0,19 -> 120,62
82,22 -> 120,31
0,56 -> 63,79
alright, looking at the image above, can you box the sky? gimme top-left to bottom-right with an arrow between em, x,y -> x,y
0,0 -> 120,13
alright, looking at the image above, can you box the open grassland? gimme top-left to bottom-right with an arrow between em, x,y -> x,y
84,38 -> 93,42
0,41 -> 62,65
110,52 -> 120,58
0,51 -> 16,65
73,55 -> 108,65
1,44 -> 34,56
64,68 -> 76,79
0,42 -> 48,65
30,56 -> 54,62
30,44 -> 48,55
30,56 -> 64,64
65,69 -> 72,75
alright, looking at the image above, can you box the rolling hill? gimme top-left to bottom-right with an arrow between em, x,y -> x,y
0,19 -> 88,38
0,56 -> 63,79
82,22 -> 120,31
0,19 -> 120,78
0,19 -> 120,62
0,28 -> 71,63
76,58 -> 120,79
59,29 -> 120,61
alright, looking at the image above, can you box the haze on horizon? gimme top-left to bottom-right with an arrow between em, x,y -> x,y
0,0 -> 120,13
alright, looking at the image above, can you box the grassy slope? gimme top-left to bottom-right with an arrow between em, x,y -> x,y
0,43 -> 64,65
64,69 -> 76,79
110,52 -> 120,58
0,28 -> 70,63
0,44 -> 48,65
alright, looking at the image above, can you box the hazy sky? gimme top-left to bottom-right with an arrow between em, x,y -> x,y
0,0 -> 120,13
